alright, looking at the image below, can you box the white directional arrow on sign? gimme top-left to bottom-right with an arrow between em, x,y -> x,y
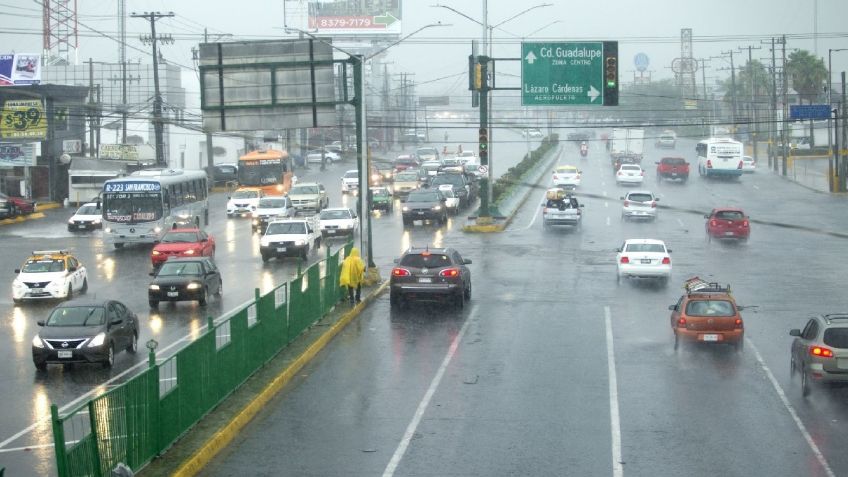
588,85 -> 600,102
524,50 -> 537,65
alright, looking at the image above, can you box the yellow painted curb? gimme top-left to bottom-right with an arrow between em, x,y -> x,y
0,211 -> 45,225
462,223 -> 504,233
37,202 -> 62,211
171,280 -> 390,477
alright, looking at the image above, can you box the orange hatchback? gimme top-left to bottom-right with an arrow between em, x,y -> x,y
668,277 -> 744,351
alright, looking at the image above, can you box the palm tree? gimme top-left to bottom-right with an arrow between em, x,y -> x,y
786,49 -> 827,104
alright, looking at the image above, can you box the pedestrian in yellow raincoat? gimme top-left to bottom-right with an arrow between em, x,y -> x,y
340,247 -> 366,305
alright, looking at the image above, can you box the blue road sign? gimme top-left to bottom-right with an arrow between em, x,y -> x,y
790,104 -> 831,120
634,53 -> 649,72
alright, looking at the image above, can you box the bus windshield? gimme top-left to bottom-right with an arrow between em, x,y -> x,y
238,160 -> 283,187
103,192 -> 163,223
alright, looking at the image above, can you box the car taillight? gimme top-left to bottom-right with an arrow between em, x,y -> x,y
737,161 -> 743,169
620,256 -> 629,264
651,201 -> 657,208
661,257 -> 670,265
734,318 -> 743,329
677,317 -> 687,327
640,170 -> 644,176
439,268 -> 460,278
710,219 -> 718,227
576,174 -> 581,179
742,220 -> 749,227
810,346 -> 834,358
623,200 -> 629,207
706,160 -> 712,168
391,268 -> 411,277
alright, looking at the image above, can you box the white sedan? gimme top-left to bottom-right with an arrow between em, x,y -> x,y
616,164 -> 644,185
742,156 -> 756,173
552,165 -> 582,189
616,239 -> 672,284
306,150 -> 341,164
318,207 -> 359,239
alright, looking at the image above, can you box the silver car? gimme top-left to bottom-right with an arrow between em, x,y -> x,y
621,190 -> 658,221
790,314 -> 848,396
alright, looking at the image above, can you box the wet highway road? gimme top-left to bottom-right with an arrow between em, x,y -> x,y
0,125 -> 536,475
202,138 -> 848,476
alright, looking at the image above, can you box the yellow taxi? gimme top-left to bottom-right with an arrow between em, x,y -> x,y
12,250 -> 89,304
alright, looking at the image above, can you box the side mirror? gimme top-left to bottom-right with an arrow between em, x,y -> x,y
703,214 -> 709,219
37,320 -> 45,326
393,258 -> 399,264
789,329 -> 802,337
580,204 -> 585,208
668,305 -> 678,311
615,248 -> 621,253
463,259 -> 472,265
654,198 -> 660,201
619,196 -> 624,200
149,271 -> 156,276
201,238 -> 208,242
68,266 -> 77,272
14,268 -> 20,274
667,249 -> 672,253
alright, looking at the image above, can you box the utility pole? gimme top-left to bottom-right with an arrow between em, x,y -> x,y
88,58 -> 95,157
721,50 -> 738,135
203,28 -> 214,175
781,35 -> 788,176
477,55 -> 491,220
131,11 -> 174,168
119,0 -> 127,143
841,71 -> 847,191
697,58 -> 710,128
739,45 -> 762,161
763,37 -> 778,170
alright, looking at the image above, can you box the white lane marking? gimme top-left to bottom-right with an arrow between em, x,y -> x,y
604,201 -> 609,208
602,190 -> 608,197
606,216 -> 611,227
676,218 -> 684,227
605,306 -> 624,477
521,188 -> 549,231
753,184 -> 760,190
382,306 -> 477,477
747,339 -> 835,477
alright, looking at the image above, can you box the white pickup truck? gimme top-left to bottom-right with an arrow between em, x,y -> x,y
542,188 -> 583,228
259,216 -> 321,262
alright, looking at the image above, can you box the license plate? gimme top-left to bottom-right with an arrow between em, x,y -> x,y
724,231 -> 735,236
671,173 -> 678,177
30,288 -> 43,292
58,350 -> 72,359
641,259 -> 652,264
326,230 -> 335,234
77,225 -> 87,229
418,277 -> 432,283
702,334 -> 719,342
167,291 -> 179,297
277,247 -> 287,252
417,212 -> 425,215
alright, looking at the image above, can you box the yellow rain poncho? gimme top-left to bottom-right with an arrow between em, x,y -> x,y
339,247 -> 366,288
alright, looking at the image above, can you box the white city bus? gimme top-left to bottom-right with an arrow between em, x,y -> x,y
696,137 -> 743,178
101,169 -> 208,249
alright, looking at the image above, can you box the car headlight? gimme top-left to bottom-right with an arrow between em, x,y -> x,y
276,184 -> 284,192
253,218 -> 260,225
295,239 -> 306,246
402,206 -> 410,212
32,335 -> 44,348
152,250 -> 161,256
93,218 -> 101,224
88,332 -> 106,348
260,239 -> 270,247
67,219 -> 74,224
433,205 -> 442,211
186,282 -> 202,290
149,284 -> 160,291
153,226 -> 162,234
105,227 -> 112,233
252,211 -> 260,218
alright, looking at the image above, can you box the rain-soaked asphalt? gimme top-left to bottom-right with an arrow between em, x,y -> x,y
6,127 -> 848,476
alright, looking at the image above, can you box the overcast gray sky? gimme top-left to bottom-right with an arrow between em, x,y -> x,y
3,0 -> 847,104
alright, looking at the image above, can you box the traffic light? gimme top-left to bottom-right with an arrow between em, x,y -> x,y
474,63 -> 483,90
603,41 -> 618,106
478,127 -> 488,164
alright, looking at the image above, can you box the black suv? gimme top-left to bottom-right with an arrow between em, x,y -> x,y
430,173 -> 475,207
401,189 -> 448,226
390,247 -> 472,309
148,257 -> 222,308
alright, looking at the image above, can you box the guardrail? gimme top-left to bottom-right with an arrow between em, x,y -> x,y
50,242 -> 353,477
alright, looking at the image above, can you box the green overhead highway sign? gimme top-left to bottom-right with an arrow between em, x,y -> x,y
521,41 -> 618,106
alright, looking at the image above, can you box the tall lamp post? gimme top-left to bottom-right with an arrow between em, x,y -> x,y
287,23 -> 449,271
828,48 -> 848,191
433,3 -> 552,217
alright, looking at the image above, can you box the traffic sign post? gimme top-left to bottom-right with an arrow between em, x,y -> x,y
521,41 -> 618,106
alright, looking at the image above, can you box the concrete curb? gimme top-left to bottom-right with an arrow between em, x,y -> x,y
0,202 -> 59,225
169,280 -> 390,477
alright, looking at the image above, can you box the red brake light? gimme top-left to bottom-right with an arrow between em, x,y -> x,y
640,170 -> 644,176
742,220 -> 749,227
391,267 -> 410,277
439,267 -> 460,278
706,160 -> 713,168
661,257 -> 670,265
677,317 -> 687,326
737,161 -> 743,169
623,200 -> 629,207
651,201 -> 657,208
710,219 -> 718,227
734,318 -> 743,328
811,346 -> 833,358
620,256 -> 629,264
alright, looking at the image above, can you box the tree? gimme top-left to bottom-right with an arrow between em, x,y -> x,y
786,49 -> 827,104
721,60 -> 771,101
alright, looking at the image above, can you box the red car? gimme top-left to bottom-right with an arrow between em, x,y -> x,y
655,157 -> 689,182
0,192 -> 36,216
150,228 -> 216,267
705,207 -> 750,242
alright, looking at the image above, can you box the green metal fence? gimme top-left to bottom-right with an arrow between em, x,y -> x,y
50,242 -> 352,477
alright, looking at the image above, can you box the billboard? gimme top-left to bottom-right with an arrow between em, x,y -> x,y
308,0 -> 401,37
0,142 -> 36,167
1,99 -> 46,139
99,144 -> 140,161
0,53 -> 42,86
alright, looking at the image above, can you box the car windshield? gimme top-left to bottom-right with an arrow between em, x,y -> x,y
291,185 -> 319,195
344,171 -> 358,179
258,198 -> 287,208
266,222 -> 306,235
233,190 -> 260,199
407,192 -> 441,202
431,175 -> 463,187
396,173 -> 419,182
627,193 -> 653,202
399,253 -> 452,268
823,328 -> 848,348
46,306 -> 105,327
76,205 -> 100,215
157,262 -> 202,276
685,300 -> 736,317
22,259 -> 65,273
372,188 -> 389,197
624,243 -> 665,253
715,211 -> 744,220
321,209 -> 352,220
160,231 -> 199,243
